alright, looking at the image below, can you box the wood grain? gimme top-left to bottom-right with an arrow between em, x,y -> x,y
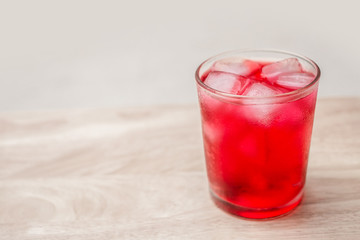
0,98 -> 359,239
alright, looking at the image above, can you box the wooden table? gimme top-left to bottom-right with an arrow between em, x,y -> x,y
1,98 -> 359,239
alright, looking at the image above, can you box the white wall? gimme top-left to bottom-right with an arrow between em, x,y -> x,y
1,0 -> 359,111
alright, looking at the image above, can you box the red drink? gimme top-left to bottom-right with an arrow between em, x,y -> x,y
195,50 -> 320,219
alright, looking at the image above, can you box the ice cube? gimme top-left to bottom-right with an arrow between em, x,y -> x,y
202,120 -> 223,143
212,58 -> 261,76
261,58 -> 302,82
242,82 -> 282,97
243,103 -> 278,126
204,71 -> 246,94
240,82 -> 282,125
276,72 -> 315,90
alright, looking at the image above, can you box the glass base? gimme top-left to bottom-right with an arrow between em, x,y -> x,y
210,190 -> 303,220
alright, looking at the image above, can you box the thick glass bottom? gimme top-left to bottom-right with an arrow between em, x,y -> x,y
210,189 -> 303,220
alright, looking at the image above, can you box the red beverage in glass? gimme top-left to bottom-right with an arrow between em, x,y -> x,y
195,50 -> 320,219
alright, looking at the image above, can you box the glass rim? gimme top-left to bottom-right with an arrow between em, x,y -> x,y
195,49 -> 321,102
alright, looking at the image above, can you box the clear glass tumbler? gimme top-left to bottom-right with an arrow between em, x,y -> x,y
195,50 -> 320,219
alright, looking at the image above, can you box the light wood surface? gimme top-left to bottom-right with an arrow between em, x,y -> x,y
0,98 -> 359,239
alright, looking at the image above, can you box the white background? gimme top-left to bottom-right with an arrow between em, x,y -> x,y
1,0 -> 359,111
